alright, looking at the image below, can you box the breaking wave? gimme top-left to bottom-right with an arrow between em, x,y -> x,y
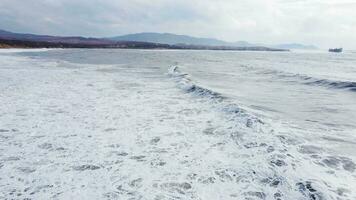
168,65 -> 262,128
253,67 -> 356,92
168,65 -> 356,200
168,66 -> 225,101
304,78 -> 356,91
278,73 -> 356,91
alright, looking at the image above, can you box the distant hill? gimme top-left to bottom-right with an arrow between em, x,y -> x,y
109,32 -> 317,49
273,43 -> 318,50
109,32 -> 253,47
0,29 -> 114,45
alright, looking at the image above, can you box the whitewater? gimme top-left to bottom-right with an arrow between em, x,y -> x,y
0,49 -> 355,200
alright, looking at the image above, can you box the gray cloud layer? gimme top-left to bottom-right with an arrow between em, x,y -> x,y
0,0 -> 355,48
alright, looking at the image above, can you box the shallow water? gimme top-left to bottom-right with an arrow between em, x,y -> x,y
0,49 -> 355,199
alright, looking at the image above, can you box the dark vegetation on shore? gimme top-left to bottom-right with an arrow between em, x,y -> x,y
0,39 -> 287,51
0,38 -> 174,49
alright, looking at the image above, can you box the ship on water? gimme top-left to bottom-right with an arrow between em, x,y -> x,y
329,48 -> 343,53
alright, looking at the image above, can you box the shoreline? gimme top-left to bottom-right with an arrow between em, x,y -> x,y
0,39 -> 289,52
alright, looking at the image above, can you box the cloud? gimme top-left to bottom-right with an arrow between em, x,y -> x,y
0,0 -> 355,48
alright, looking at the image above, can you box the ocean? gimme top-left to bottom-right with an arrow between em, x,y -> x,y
0,49 -> 355,199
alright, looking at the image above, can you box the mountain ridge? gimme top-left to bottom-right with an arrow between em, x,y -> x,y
109,32 -> 317,49
273,43 -> 318,50
0,29 -> 114,45
109,32 -> 252,47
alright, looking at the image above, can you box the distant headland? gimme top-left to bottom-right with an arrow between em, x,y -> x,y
0,29 -> 294,51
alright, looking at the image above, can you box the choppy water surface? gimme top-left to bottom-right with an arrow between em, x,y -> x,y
0,49 -> 355,199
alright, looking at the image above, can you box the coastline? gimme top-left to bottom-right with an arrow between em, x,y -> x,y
0,39 -> 288,51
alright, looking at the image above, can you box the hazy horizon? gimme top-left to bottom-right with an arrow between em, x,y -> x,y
1,0 -> 356,49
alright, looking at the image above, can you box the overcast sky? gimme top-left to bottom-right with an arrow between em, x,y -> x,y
0,0 -> 355,49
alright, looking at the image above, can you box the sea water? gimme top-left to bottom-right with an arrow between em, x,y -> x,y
0,49 -> 355,199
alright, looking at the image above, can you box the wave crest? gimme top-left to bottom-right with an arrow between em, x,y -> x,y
168,65 -> 263,128
254,67 -> 356,92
